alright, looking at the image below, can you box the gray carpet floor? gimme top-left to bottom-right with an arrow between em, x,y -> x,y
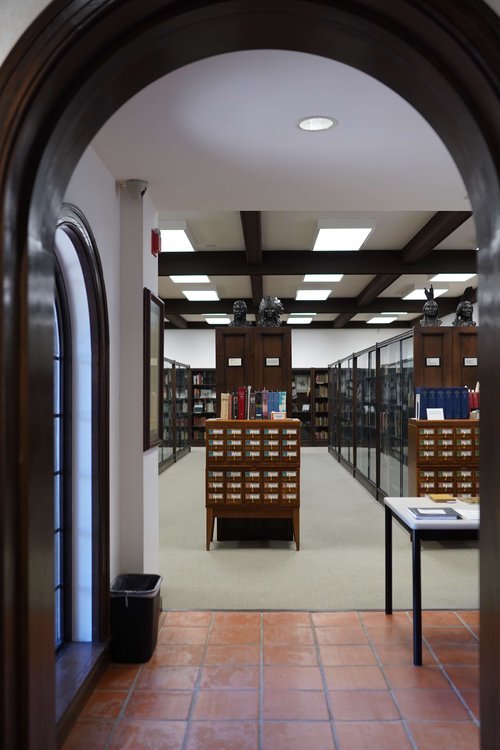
159,448 -> 479,611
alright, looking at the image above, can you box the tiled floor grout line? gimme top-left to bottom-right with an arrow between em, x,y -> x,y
421,617 -> 481,729
178,611 -> 215,750
359,612 -> 420,750
258,612 -> 264,750
102,662 -> 146,750
310,611 -> 341,750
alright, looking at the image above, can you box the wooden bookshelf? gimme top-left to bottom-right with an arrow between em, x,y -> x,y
205,418 -> 300,550
191,368 -> 216,445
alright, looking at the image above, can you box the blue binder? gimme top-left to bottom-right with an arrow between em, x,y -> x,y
452,388 -> 462,418
461,387 -> 470,418
436,388 -> 445,414
443,387 -> 453,419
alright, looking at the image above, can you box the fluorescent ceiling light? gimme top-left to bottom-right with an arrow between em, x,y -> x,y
402,288 -> 447,300
298,116 -> 338,131
287,317 -> 313,325
313,227 -> 372,251
160,221 -> 195,252
170,275 -> 210,283
182,290 -> 219,301
295,289 -> 331,300
430,273 -> 476,282
205,316 -> 230,325
381,311 -> 406,315
303,274 -> 343,282
288,312 -> 317,316
367,316 -> 397,324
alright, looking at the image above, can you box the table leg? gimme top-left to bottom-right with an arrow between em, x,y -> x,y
412,531 -> 422,665
385,506 -> 393,614
206,508 -> 215,551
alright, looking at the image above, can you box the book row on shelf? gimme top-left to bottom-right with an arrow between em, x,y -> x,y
220,387 -> 287,421
415,384 -> 480,420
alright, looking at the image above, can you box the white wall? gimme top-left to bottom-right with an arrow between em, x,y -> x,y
64,146 -> 121,580
0,0 -> 51,63
165,326 -> 409,369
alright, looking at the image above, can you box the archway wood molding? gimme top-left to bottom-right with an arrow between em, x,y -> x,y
1,2 -> 500,748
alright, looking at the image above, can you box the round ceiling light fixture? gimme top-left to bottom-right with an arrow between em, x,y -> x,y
298,116 -> 338,132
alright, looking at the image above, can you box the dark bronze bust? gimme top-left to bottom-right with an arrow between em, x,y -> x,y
257,296 -> 284,326
453,287 -> 476,327
229,299 -> 253,327
419,285 -> 442,327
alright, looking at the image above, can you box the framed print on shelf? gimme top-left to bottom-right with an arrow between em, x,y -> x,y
143,288 -> 164,450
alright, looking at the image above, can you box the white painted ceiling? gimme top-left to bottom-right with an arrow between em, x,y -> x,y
92,49 -> 477,327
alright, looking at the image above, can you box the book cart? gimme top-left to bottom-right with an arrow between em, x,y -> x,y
205,418 -> 301,550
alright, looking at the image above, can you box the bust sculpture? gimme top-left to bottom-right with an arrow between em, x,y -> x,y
257,296 -> 284,326
419,285 -> 442,327
453,287 -> 476,327
229,299 -> 253,327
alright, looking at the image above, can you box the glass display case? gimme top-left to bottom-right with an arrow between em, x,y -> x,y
355,348 -> 377,486
159,358 -> 191,473
328,331 -> 414,501
339,357 -> 354,465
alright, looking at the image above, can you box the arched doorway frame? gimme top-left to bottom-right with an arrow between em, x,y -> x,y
1,2 -> 499,747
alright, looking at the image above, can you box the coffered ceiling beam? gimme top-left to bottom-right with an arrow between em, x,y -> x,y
240,211 -> 262,264
164,312 -> 188,328
356,274 -> 401,306
161,296 -> 459,316
333,313 -> 356,328
401,211 -> 472,264
158,249 -> 476,276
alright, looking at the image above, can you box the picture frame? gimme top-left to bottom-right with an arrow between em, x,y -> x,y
143,288 -> 164,450
295,374 -> 309,394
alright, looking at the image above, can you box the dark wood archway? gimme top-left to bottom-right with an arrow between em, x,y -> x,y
1,2 -> 499,747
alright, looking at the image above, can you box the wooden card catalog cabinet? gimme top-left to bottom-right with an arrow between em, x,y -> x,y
205,418 -> 300,550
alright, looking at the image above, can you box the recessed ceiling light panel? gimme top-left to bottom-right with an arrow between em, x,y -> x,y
170,275 -> 210,283
402,288 -> 448,301
430,273 -> 476,282
367,316 -> 397,324
205,316 -> 230,325
287,317 -> 313,325
295,289 -> 331,301
182,290 -> 219,301
303,274 -> 343,282
312,227 -> 372,251
298,116 -> 338,132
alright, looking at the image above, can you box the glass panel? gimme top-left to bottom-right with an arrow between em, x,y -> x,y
328,364 -> 339,453
339,358 -> 353,464
367,350 -> 377,483
355,352 -> 369,478
313,370 -> 329,442
292,370 -> 312,443
54,474 -> 61,528
55,588 -> 63,649
379,340 -> 402,496
401,335 -> 414,495
159,359 -> 174,465
175,363 -> 190,451
54,530 -> 62,587
53,416 -> 61,472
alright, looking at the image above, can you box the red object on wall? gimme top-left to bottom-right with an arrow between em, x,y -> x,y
151,228 -> 161,256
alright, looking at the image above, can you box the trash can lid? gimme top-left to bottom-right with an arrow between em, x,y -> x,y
110,574 -> 163,596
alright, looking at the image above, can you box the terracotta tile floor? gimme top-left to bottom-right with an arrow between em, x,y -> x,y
63,609 -> 480,750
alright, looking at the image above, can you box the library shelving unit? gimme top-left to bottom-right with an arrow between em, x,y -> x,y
291,368 -> 329,446
158,358 -> 191,473
205,418 -> 300,550
313,368 -> 329,444
328,327 -> 478,502
191,368 -> 217,446
408,418 -> 479,497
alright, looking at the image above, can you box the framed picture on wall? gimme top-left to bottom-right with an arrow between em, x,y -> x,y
143,288 -> 164,450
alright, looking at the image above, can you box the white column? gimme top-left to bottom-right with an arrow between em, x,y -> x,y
118,183 -> 159,572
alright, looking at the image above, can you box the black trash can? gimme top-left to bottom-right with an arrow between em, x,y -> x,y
110,573 -> 163,663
